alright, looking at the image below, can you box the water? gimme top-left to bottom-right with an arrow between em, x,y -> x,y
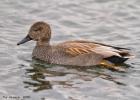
0,0 -> 140,100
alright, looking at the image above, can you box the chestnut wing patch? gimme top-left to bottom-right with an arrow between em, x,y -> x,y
64,42 -> 99,56
59,41 -> 121,57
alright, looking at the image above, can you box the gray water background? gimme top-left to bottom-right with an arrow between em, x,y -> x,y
0,0 -> 140,100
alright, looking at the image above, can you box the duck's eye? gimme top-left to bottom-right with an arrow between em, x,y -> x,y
34,27 -> 42,32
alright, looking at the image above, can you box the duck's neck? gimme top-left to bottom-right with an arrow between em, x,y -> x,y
33,41 -> 51,61
36,40 -> 50,47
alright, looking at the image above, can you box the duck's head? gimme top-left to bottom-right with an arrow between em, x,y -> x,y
17,21 -> 51,45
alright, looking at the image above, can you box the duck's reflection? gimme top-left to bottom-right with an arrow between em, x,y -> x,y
24,65 -> 52,92
24,58 -> 131,92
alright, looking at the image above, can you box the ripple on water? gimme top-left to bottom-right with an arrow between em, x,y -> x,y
59,20 -> 85,29
94,0 -> 114,3
0,57 -> 14,66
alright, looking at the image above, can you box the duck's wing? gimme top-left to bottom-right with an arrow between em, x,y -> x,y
58,40 -> 133,59
63,40 -> 130,50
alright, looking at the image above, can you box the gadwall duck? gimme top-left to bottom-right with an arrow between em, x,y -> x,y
17,21 -> 134,67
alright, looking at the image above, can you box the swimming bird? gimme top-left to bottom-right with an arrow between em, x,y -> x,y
17,21 -> 134,68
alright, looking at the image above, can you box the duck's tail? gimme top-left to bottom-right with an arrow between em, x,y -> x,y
105,49 -> 135,64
